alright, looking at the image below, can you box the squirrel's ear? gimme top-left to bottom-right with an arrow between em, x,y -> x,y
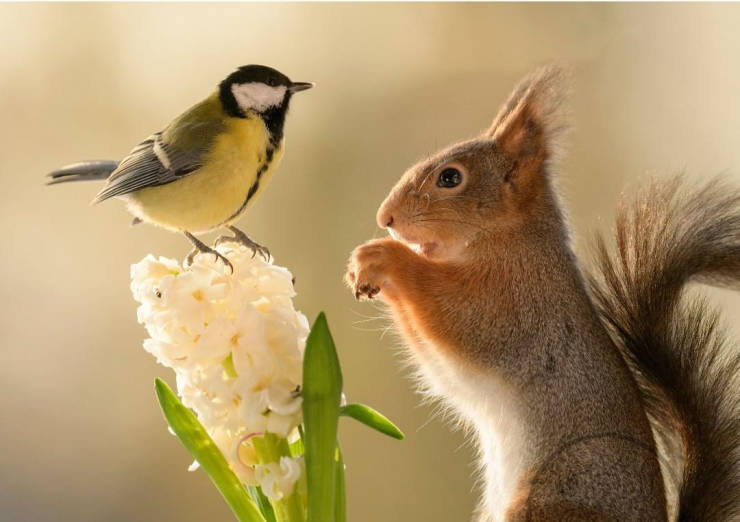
485,66 -> 569,170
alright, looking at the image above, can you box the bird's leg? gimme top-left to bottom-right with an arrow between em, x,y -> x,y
183,231 -> 233,273
215,225 -> 270,261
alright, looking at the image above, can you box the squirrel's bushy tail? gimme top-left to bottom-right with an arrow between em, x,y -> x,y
590,176 -> 740,522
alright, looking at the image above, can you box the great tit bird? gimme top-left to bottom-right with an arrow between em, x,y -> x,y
47,64 -> 313,270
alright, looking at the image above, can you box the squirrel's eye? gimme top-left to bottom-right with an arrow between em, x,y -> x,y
436,167 -> 462,188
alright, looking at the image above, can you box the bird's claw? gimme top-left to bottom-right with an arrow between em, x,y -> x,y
185,246 -> 234,273
216,227 -> 271,261
252,244 -> 271,261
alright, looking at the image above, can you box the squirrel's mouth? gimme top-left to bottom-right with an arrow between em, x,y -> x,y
388,229 -> 438,258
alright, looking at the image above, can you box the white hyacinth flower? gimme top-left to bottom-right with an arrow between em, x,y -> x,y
256,456 -> 305,501
131,243 -> 309,500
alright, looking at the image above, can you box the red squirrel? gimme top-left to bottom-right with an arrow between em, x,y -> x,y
345,67 -> 740,521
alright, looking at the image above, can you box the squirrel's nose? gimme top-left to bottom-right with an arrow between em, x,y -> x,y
376,207 -> 394,230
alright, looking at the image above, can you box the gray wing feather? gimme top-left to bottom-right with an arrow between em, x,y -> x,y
93,132 -> 208,203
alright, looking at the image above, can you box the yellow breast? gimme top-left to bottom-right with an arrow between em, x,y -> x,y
126,117 -> 284,233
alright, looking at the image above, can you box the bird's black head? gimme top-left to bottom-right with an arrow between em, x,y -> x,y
219,64 -> 313,120
219,65 -> 312,145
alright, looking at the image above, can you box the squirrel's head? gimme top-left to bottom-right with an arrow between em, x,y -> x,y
376,66 -> 569,262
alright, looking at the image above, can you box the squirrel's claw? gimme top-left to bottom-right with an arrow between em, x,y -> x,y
355,283 -> 380,300
347,238 -> 399,301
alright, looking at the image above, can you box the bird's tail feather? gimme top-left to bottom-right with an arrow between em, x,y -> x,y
590,176 -> 740,522
46,161 -> 118,185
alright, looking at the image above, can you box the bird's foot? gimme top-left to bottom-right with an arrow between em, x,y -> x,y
183,231 -> 234,273
215,226 -> 270,261
184,246 -> 233,273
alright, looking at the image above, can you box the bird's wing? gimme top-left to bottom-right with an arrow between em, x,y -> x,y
94,107 -> 226,203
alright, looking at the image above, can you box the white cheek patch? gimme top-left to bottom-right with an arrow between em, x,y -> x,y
232,82 -> 287,112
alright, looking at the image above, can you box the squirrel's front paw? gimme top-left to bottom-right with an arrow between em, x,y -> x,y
346,238 -> 403,300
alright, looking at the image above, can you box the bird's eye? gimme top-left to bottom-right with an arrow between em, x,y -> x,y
267,78 -> 278,87
436,167 -> 462,188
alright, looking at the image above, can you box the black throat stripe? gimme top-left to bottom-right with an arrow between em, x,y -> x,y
262,99 -> 289,147
222,144 -> 276,225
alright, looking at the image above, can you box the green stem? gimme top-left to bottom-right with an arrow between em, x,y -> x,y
273,492 -> 304,522
252,433 -> 289,463
252,434 -> 306,522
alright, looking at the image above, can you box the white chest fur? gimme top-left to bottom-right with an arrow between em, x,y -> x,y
408,339 -> 529,521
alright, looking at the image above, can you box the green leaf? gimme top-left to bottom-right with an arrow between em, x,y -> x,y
154,378 -> 265,522
339,404 -> 404,440
247,486 -> 277,522
302,312 -> 343,522
334,446 -> 346,522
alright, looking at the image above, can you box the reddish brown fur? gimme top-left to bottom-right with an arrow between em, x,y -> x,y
346,67 -> 738,521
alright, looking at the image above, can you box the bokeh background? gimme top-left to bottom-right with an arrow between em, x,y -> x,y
2,3 -> 740,521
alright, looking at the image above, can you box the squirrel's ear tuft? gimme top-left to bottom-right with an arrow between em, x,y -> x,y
485,66 -> 570,170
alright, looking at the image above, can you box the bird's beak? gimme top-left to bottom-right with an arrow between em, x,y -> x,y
288,82 -> 315,93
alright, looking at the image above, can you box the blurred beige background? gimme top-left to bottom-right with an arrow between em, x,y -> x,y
2,3 -> 740,521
